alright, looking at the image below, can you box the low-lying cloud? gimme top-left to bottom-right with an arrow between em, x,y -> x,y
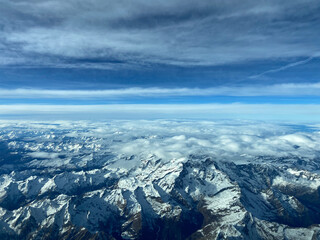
2,120 -> 320,165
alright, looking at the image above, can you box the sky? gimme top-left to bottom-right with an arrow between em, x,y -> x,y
0,0 -> 320,121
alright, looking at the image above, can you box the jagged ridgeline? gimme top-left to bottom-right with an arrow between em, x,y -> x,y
0,120 -> 320,239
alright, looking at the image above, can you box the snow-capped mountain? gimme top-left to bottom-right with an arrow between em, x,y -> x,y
0,120 -> 320,239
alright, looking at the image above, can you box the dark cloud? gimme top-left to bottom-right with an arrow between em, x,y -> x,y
0,0 -> 319,68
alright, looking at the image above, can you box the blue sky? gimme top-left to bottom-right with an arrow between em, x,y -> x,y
0,0 -> 320,120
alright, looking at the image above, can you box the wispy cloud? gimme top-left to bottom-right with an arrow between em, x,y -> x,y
250,56 -> 316,79
1,82 -> 320,99
1,0 -> 319,68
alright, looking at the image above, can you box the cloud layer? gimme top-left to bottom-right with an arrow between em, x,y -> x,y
1,82 -> 320,99
2,120 -> 320,164
1,104 -> 320,122
1,0 -> 319,68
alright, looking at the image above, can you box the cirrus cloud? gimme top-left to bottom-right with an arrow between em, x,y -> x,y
1,0 -> 319,69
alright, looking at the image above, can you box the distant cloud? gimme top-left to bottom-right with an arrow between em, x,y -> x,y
1,82 -> 320,99
1,103 -> 320,122
1,120 -> 320,164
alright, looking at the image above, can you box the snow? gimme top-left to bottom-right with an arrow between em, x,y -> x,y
40,179 -> 56,195
273,168 -> 320,190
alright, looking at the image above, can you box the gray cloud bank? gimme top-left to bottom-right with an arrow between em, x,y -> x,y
1,0 -> 320,68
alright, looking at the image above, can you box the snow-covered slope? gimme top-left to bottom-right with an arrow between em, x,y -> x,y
0,120 -> 320,239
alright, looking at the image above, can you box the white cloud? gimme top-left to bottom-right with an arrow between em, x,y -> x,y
108,121 -> 320,162
28,152 -> 60,159
2,119 -> 320,165
1,83 -> 320,99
